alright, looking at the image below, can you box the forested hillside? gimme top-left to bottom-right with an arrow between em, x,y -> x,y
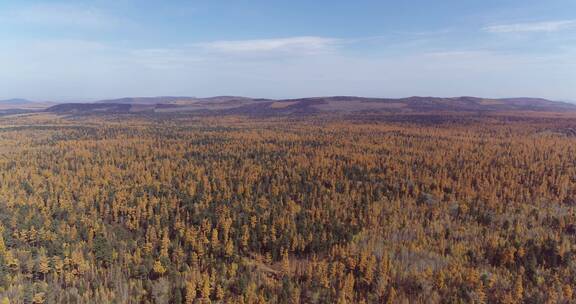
0,113 -> 575,303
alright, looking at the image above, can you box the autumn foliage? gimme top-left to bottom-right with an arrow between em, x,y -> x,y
0,113 -> 574,303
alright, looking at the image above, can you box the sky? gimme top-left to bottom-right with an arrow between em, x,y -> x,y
1,0 -> 575,101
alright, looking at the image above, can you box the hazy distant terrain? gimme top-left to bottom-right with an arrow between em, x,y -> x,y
0,98 -> 57,112
39,96 -> 576,117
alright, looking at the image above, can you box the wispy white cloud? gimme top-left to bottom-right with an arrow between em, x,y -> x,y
484,20 -> 576,33
195,36 -> 341,55
1,3 -> 120,29
1,33 -> 575,101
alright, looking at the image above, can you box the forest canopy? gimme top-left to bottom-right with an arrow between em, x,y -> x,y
0,113 -> 574,303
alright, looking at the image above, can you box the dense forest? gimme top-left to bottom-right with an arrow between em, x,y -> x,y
0,113 -> 575,303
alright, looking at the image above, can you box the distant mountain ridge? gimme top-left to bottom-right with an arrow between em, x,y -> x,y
0,98 -> 34,104
0,98 -> 57,110
95,96 -> 253,105
44,95 -> 576,116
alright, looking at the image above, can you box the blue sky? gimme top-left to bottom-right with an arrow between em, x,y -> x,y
1,0 -> 575,101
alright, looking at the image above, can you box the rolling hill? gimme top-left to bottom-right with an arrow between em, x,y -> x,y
0,98 -> 57,111
44,96 -> 576,116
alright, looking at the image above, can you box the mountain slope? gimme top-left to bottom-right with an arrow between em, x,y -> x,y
45,96 -> 576,116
